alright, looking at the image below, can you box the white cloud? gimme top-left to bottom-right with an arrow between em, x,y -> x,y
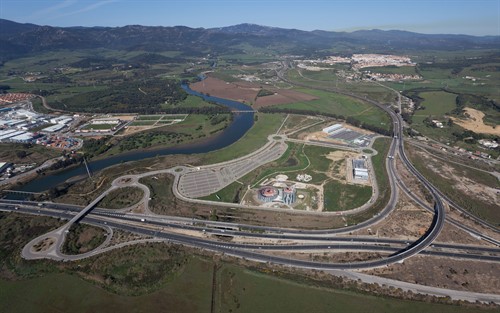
27,0 -> 78,19
57,0 -> 119,18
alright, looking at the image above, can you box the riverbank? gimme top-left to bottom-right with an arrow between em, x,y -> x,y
10,84 -> 255,195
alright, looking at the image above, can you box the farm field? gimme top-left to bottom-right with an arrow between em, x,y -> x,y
0,256 -> 488,313
273,87 -> 391,130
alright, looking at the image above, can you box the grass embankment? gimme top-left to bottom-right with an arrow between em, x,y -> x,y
62,223 -> 107,255
407,145 -> 500,225
97,187 -> 144,210
347,137 -> 391,224
201,113 -> 285,164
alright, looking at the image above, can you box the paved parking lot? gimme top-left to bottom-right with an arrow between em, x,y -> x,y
178,142 -> 287,198
329,128 -> 376,148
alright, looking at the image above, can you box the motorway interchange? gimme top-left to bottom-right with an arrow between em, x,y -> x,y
1,66 -> 500,302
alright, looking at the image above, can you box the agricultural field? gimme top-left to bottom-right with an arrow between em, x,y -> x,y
273,87 -> 391,130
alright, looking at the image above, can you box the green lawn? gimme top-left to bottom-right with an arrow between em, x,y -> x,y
323,180 -> 372,211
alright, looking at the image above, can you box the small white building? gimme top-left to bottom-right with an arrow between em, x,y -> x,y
479,139 -> 499,149
90,118 -> 121,125
431,120 -> 444,128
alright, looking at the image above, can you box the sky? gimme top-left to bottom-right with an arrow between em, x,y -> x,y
0,0 -> 499,36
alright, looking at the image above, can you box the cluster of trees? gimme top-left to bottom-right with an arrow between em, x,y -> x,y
451,129 -> 498,143
118,131 -> 192,152
83,137 -> 111,158
260,107 -> 392,136
70,57 -> 120,69
0,85 -> 10,93
38,154 -> 83,173
161,107 -> 230,115
128,53 -> 186,65
209,114 -> 230,126
455,94 -> 499,113
417,53 -> 500,76
52,79 -> 187,113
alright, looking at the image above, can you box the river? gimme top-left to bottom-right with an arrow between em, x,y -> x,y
12,84 -> 254,194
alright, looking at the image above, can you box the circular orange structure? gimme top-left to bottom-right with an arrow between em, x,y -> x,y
260,187 -> 278,198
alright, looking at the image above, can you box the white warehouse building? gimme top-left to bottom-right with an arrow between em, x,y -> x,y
322,123 -> 343,134
353,159 -> 369,180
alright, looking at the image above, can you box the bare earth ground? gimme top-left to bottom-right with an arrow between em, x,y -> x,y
325,150 -> 360,181
278,115 -> 324,135
301,124 -> 372,144
265,250 -> 388,263
365,255 -> 500,294
395,158 -> 433,207
190,76 -> 317,108
451,107 -> 500,136
108,229 -> 153,246
411,148 -> 498,209
351,193 -> 434,240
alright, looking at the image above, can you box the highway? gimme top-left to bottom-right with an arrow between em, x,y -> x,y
2,61 -> 499,303
275,61 -> 446,265
0,205 -> 500,269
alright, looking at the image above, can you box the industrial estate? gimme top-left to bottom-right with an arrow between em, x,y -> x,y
0,17 -> 498,312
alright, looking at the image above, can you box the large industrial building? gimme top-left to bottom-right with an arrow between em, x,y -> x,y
353,159 -> 369,180
322,123 -> 343,134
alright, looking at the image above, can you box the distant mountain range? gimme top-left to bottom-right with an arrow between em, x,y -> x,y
0,19 -> 499,61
